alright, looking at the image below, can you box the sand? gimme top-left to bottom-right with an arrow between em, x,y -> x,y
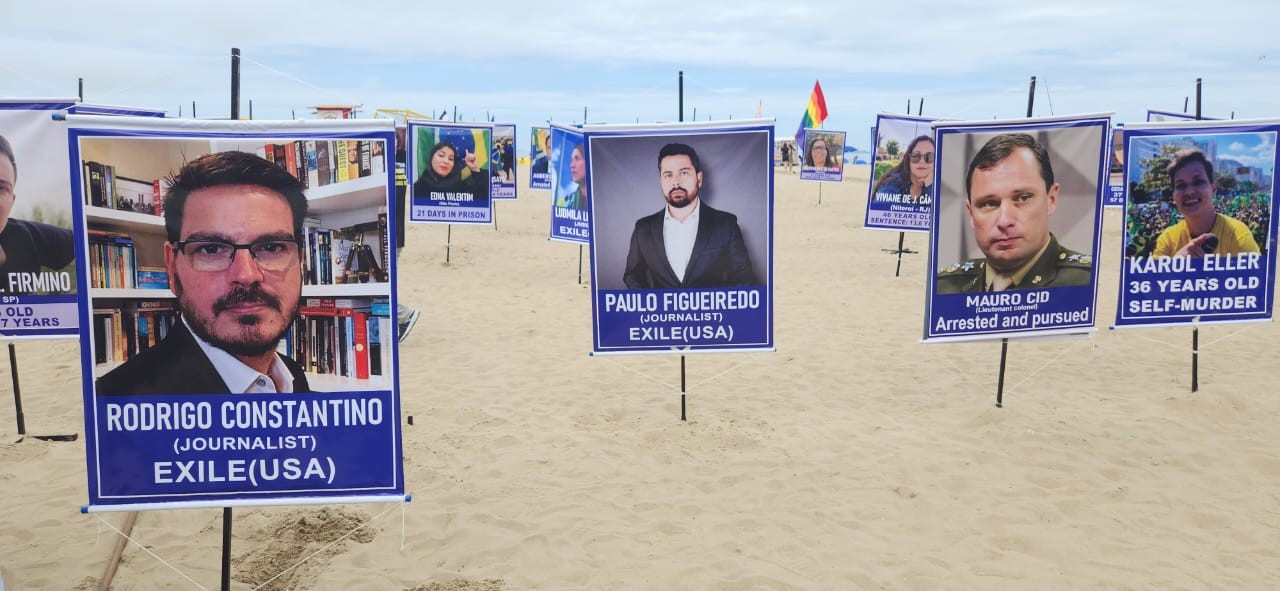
2,165 -> 1279,589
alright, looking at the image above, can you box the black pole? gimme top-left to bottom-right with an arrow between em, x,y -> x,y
583,106 -> 588,125
1025,76 -> 1036,118
996,338 -> 1009,407
453,106 -> 457,123
1195,78 -> 1202,120
192,101 -> 197,119
1187,327 -> 1198,391
680,355 -> 687,421
577,245 -> 583,284
230,48 -> 240,120
78,78 -> 83,102
249,99 -> 253,120
221,507 -> 232,591
1183,96 -> 1189,113
678,71 -> 684,122
906,99 -> 910,114
894,232 -> 906,277
692,107 -> 697,121
10,344 -> 25,436
446,224 -> 452,263
917,98 -> 924,117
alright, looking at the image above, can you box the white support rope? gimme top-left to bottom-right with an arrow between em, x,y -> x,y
1203,323 -> 1259,347
1004,341 -> 1081,394
250,502 -> 401,590
93,55 -> 224,101
685,361 -> 746,392
1118,330 -> 1186,352
238,56 -> 333,95
1042,79 -> 1056,116
91,514 -> 210,591
614,362 -> 676,392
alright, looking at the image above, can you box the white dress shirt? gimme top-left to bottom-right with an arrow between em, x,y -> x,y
184,318 -> 296,393
663,202 -> 701,283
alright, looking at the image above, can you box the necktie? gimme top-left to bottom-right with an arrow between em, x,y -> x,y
990,273 -> 1013,291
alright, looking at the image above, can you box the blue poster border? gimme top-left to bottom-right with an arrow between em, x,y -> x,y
585,121 -> 775,354
68,122 -> 404,510
548,125 -> 589,245
1113,120 -> 1279,328
864,113 -> 940,233
924,115 -> 1111,342
528,126 -> 552,191
0,100 -> 81,339
798,128 -> 846,183
406,120 -> 494,225
491,123 -> 518,200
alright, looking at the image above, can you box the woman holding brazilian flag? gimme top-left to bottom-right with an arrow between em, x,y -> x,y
408,121 -> 494,223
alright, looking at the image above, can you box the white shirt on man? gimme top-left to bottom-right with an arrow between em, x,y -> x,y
662,201 -> 701,282
184,317 -> 296,393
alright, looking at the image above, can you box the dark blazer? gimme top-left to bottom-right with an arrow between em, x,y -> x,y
623,203 -> 758,289
95,320 -> 311,395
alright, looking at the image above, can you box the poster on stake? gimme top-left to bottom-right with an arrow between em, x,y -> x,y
548,125 -> 589,244
864,113 -> 940,232
1115,119 -> 1277,328
798,128 -> 846,182
491,123 -> 517,199
529,126 -> 552,190
587,120 -> 774,354
924,114 -> 1110,342
407,120 -> 494,224
69,115 -> 404,511
0,99 -> 83,339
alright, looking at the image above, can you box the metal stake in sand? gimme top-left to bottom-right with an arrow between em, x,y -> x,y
221,507 -> 233,591
577,245 -> 584,284
221,48 -> 242,591
996,338 -> 1009,407
1192,320 -> 1200,393
680,355 -> 687,421
446,224 -> 453,263
8,343 -> 26,438
1192,79 -> 1202,393
994,75 -> 1038,408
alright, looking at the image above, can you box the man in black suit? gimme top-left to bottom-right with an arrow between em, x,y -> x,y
96,151 -> 311,395
623,143 -> 758,289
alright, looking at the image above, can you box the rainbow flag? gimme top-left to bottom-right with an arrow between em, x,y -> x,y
794,80 -> 829,145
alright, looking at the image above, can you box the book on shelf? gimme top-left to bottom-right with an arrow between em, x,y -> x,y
93,300 -> 179,365
335,141 -> 351,183
87,229 -> 136,289
284,297 -> 389,382
82,160 -> 166,216
136,266 -> 169,290
347,140 -> 361,182
317,141 -> 332,187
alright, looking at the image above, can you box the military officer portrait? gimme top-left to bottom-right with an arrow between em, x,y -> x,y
935,132 -> 1093,294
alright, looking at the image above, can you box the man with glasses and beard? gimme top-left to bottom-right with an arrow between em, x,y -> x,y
622,142 -> 757,289
96,151 -> 311,395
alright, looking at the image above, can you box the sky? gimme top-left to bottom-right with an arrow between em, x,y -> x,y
3,1 -> 1277,156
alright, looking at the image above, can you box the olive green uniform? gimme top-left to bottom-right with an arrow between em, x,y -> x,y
935,233 -> 1092,294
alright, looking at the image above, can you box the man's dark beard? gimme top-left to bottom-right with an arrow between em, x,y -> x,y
665,188 -> 696,209
177,278 -> 296,357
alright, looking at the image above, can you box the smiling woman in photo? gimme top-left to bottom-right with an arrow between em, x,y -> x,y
1152,148 -> 1259,257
